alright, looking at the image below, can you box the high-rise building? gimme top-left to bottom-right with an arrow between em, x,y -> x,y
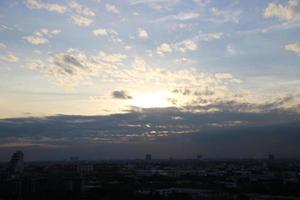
145,154 -> 152,161
8,150 -> 24,176
268,154 -> 275,161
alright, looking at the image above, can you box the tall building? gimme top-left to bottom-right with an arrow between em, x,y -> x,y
8,150 -> 24,176
145,154 -> 152,161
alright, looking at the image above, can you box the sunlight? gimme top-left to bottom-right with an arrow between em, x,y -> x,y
131,91 -> 171,108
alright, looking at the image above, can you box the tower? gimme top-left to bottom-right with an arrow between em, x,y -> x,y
8,150 -> 24,176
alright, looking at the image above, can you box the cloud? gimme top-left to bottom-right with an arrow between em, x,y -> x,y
226,44 -> 239,56
23,28 -> 61,45
1,53 -> 19,62
137,28 -> 148,38
175,40 -> 198,53
285,42 -> 300,54
68,0 -> 95,17
24,36 -> 48,45
130,0 -> 181,11
157,43 -> 173,55
24,0 -> 67,14
0,43 -> 7,49
93,28 -> 109,36
112,90 -> 133,100
105,3 -> 119,14
156,11 -> 200,22
25,59 -> 44,70
197,32 -> 223,41
45,49 -> 106,88
93,28 -> 122,43
71,15 -> 93,26
98,51 -> 128,63
264,0 -> 300,22
210,7 -> 241,23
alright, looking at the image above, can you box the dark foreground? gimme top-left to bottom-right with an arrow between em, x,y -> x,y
1,159 -> 300,200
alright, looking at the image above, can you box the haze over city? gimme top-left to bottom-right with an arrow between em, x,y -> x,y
0,0 -> 300,160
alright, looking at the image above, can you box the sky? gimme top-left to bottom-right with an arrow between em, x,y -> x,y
0,0 -> 300,160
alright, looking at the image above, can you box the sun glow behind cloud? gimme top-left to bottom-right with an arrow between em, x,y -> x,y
131,91 -> 172,108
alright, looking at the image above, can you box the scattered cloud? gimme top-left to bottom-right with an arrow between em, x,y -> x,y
226,44 -> 239,56
0,43 -> 7,49
25,59 -> 44,70
68,0 -> 95,17
1,53 -> 19,62
105,3 -> 119,14
137,28 -> 148,38
23,28 -> 61,45
210,7 -> 241,23
197,31 -> 223,41
98,51 -> 128,63
175,40 -> 198,53
93,28 -> 109,36
112,90 -> 133,100
93,28 -> 122,43
285,42 -> 300,54
157,43 -> 173,55
24,0 -> 67,14
156,11 -> 200,22
264,0 -> 300,22
71,15 -> 93,26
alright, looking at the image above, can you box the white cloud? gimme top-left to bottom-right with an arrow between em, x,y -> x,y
98,51 -> 128,63
24,36 -> 49,45
0,43 -> 7,49
71,15 -> 93,26
1,53 -> 19,62
157,43 -> 173,55
105,4 -> 119,14
199,32 -> 223,41
215,73 -> 233,80
156,11 -> 200,22
264,0 -> 300,22
175,40 -> 198,53
23,28 -> 61,45
93,28 -> 122,43
93,28 -> 108,36
24,0 -> 67,14
226,44 -> 239,56
210,7 -> 241,23
68,0 -> 95,17
285,42 -> 300,54
25,59 -> 44,70
130,0 -> 181,11
137,28 -> 148,38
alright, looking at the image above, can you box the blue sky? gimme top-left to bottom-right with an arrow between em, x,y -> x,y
0,0 -> 300,159
0,0 -> 300,118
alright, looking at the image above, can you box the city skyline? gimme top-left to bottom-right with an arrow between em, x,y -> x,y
0,0 -> 300,160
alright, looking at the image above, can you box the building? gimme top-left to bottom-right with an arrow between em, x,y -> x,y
145,154 -> 152,161
8,150 -> 24,176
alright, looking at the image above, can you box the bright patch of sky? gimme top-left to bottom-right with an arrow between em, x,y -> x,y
0,0 -> 300,118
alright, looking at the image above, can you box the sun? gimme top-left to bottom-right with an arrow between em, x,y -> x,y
131,91 -> 171,108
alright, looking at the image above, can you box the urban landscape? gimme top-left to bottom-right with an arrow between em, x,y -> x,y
1,0 -> 300,199
1,151 -> 300,200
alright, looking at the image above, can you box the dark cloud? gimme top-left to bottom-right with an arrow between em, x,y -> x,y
112,90 -> 133,99
0,106 -> 300,160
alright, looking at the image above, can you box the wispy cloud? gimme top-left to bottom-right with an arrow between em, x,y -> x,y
24,0 -> 67,14
1,53 -> 19,62
105,3 -> 119,14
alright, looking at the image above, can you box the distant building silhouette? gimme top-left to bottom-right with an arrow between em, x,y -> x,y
268,154 -> 275,160
145,154 -> 152,161
8,150 -> 24,177
197,154 -> 203,160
